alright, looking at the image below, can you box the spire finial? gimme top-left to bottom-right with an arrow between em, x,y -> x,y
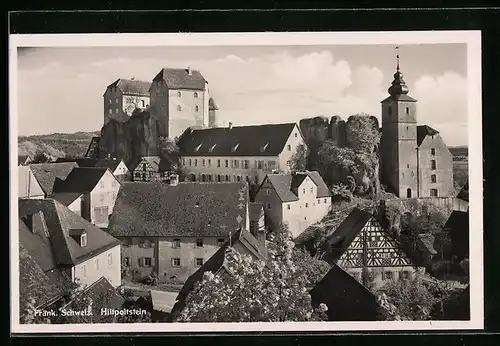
395,46 -> 400,71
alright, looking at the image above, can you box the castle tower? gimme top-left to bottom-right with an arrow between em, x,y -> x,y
208,97 -> 219,128
380,47 -> 419,198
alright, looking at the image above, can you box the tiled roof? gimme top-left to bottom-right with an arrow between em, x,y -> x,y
209,97 -> 218,110
51,192 -> 82,207
444,210 -> 469,259
310,264 -> 381,321
18,155 -> 31,165
52,167 -> 111,194
263,171 -> 331,203
457,181 -> 469,202
18,166 -> 45,198
381,94 -> 417,103
108,181 -> 249,237
153,68 -> 207,90
29,162 -> 78,196
19,199 -> 121,265
177,122 -> 298,157
417,125 -> 439,146
19,243 -> 61,311
249,202 -> 264,222
19,217 -> 58,273
107,78 -> 151,96
55,157 -> 123,172
171,228 -> 266,316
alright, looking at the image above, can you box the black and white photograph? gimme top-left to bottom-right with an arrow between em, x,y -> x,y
9,31 -> 483,333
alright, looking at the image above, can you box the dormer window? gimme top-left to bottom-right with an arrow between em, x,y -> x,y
194,144 -> 202,152
81,233 -> 87,247
260,143 -> 269,152
70,229 -> 87,247
231,143 -> 240,152
195,201 -> 200,207
209,144 -> 217,152
177,91 -> 182,97
194,92 -> 198,98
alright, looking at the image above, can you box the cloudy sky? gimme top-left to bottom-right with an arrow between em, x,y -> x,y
17,44 -> 468,146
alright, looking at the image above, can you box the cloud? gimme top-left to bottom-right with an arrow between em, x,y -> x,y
16,49 -> 468,146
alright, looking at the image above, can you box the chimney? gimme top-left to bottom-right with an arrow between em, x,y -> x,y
228,122 -> 233,130
169,173 -> 179,186
187,66 -> 192,76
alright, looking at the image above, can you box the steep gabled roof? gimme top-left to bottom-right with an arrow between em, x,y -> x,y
177,123 -> 298,157
417,125 -> 440,146
19,199 -> 121,266
52,167 -> 112,194
310,264 -> 381,321
108,182 -> 249,237
444,210 -> 469,259
19,243 -> 62,311
263,171 -> 331,203
106,78 -> 151,96
54,157 -> 123,172
51,192 -> 83,207
18,165 -> 45,198
18,155 -> 31,166
171,228 -> 267,316
28,162 -> 78,196
152,68 -> 207,90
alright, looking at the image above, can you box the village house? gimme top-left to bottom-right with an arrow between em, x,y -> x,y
149,67 -> 214,139
107,178 -> 251,283
326,207 -> 421,289
18,155 -> 32,166
18,165 -> 45,199
51,167 -> 121,228
55,157 -> 132,182
103,78 -> 151,125
130,156 -> 171,182
176,122 -> 308,185
170,227 -> 267,319
249,202 -> 265,236
28,162 -> 78,197
254,171 -> 332,238
380,60 -> 454,198
19,199 -> 122,290
310,264 -> 381,321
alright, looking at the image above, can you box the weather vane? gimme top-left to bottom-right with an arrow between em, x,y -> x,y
395,46 -> 400,71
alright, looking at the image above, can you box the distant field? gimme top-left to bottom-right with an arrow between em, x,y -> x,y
18,131 -> 100,158
449,146 -> 468,157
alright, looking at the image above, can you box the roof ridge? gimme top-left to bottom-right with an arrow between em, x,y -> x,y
50,200 -> 77,265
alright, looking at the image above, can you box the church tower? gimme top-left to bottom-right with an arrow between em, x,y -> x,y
380,48 -> 419,198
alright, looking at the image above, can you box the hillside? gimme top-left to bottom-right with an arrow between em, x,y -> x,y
449,146 -> 468,158
18,131 -> 100,158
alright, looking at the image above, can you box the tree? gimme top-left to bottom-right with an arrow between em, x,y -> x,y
291,247 -> 331,290
288,143 -> 308,172
31,152 -> 50,164
158,136 -> 180,171
176,224 -> 327,322
21,297 -> 52,324
330,183 -> 354,203
377,277 -> 438,320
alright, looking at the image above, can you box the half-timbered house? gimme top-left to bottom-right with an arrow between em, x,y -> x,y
131,156 -> 170,182
327,207 -> 421,289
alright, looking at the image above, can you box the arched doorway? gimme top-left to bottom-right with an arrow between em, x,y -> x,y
217,174 -> 221,182
187,173 -> 196,182
406,188 -> 412,198
201,174 -> 206,182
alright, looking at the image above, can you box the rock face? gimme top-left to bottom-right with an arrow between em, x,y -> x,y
98,110 -> 161,166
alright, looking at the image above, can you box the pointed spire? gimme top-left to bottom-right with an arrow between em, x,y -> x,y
388,46 -> 409,96
395,46 -> 400,71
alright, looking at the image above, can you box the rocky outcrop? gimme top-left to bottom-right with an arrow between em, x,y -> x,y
98,111 -> 161,166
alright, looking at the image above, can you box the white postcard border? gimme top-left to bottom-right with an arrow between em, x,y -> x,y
9,30 -> 483,333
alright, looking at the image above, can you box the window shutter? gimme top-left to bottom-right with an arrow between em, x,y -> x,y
138,258 -> 144,267
381,271 -> 386,280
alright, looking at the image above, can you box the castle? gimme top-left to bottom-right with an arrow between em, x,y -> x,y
90,56 -> 454,198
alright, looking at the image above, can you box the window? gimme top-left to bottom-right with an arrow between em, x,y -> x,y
257,161 -> 263,169
236,176 -> 241,182
144,257 -> 152,267
108,109 -> 112,114
134,172 -> 141,178
142,163 -> 147,171
94,206 -> 109,224
99,179 -> 105,188
302,188 -> 306,194
81,233 -> 87,247
318,199 -> 320,204
177,105 -> 182,111
287,204 -> 291,210
82,264 -> 87,278
202,159 -> 205,167
244,160 -> 249,169
177,91 -> 182,97
124,257 -> 130,266
225,160 -> 229,168
305,203 -> 309,208
383,271 -> 393,280
195,106 -> 199,112
234,160 -> 239,168
172,258 -> 181,267
405,107 -> 409,114
218,238 -> 225,245
431,174 -> 437,183
194,92 -> 198,98
430,189 -> 438,197
324,199 -> 327,203
195,258 -> 204,266
217,174 -> 221,182
188,159 -> 192,166
109,99 -> 112,104
407,164 -> 410,168
266,189 -> 271,195
95,258 -> 99,270
310,187 -> 313,193
431,160 -> 437,170
431,148 -> 436,155
141,100 -> 145,107
406,188 -> 412,198
172,239 -> 181,248
195,201 -> 200,207
399,271 -> 410,280
116,108 -> 119,114
107,253 -> 113,266
267,203 -> 271,209
294,133 -> 298,138
287,144 -> 292,151
225,175 -> 230,181
194,159 -> 198,167
208,159 -> 211,167
196,239 -> 203,247
217,159 -> 221,168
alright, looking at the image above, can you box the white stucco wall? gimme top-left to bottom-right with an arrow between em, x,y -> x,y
73,244 -> 121,288
89,170 -> 121,228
